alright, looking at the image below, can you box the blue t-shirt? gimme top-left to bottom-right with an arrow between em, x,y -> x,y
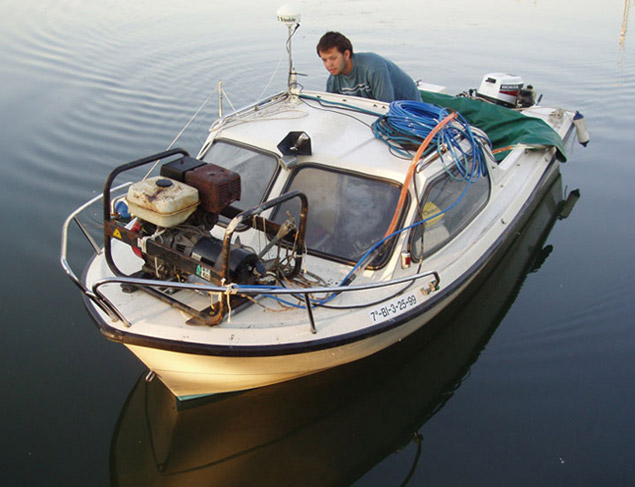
326,52 -> 421,103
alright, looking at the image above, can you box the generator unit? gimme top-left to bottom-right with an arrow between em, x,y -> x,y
119,155 -> 268,285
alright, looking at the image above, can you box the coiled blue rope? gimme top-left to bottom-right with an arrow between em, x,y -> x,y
373,100 -> 489,180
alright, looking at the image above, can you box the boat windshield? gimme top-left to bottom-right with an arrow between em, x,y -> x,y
409,166 -> 490,261
202,141 -> 278,211
272,165 -> 402,265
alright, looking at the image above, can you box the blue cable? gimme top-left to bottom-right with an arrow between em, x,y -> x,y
373,100 -> 489,181
245,167 -> 476,310
233,100 -> 491,309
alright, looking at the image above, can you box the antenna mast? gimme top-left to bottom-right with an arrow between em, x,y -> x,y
276,4 -> 301,93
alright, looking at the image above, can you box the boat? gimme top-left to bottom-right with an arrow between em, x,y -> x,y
109,172 -> 575,486
60,9 -> 588,399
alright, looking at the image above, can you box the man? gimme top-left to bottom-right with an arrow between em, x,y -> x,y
316,31 -> 421,103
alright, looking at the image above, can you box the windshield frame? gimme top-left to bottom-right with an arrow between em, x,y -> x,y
408,164 -> 491,262
272,162 -> 408,269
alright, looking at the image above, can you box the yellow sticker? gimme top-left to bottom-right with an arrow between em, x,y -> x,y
113,229 -> 122,239
421,202 -> 444,226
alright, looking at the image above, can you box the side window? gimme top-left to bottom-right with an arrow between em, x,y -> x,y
272,165 -> 402,265
202,141 -> 278,212
409,168 -> 490,261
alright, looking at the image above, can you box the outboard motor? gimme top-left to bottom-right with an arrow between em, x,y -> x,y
476,73 -> 526,107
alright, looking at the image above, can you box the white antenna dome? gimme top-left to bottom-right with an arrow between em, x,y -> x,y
277,3 -> 301,25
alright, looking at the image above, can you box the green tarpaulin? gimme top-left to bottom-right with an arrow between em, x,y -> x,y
419,91 -> 567,162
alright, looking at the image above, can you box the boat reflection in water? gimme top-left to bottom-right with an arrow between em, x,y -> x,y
110,174 -> 579,487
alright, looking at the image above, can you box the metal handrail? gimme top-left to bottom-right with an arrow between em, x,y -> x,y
91,269 -> 440,298
103,148 -> 189,278
90,268 -> 440,333
60,181 -> 132,290
61,181 -> 440,333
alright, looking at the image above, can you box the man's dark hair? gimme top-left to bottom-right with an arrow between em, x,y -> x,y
316,32 -> 354,56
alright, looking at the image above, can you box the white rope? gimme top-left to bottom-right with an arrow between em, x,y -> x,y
221,88 -> 236,112
142,84 -> 217,180
254,46 -> 285,102
213,278 -> 238,323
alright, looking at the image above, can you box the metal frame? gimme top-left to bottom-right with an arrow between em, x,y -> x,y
61,176 -> 440,333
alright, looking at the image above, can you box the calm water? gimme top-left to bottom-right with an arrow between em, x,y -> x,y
1,0 -> 633,485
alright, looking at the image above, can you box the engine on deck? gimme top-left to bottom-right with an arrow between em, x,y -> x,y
121,156 -> 263,285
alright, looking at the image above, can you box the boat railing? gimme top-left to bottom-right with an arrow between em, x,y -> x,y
60,181 -> 132,292
88,268 -> 440,333
61,181 -> 440,334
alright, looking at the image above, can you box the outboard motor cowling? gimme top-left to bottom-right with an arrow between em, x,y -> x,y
476,73 -> 525,107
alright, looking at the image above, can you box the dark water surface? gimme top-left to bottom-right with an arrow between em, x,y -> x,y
1,1 -> 633,485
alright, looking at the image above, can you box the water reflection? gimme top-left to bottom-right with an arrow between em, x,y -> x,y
110,173 -> 577,487
620,0 -> 632,49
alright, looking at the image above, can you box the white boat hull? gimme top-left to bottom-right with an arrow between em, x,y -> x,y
82,153 -> 561,399
125,311 -> 435,397
125,299 -> 449,398
63,84 -> 582,399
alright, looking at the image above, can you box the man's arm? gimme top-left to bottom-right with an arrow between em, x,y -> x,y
368,59 -> 396,102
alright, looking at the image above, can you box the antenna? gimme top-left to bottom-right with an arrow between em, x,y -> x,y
277,4 -> 301,93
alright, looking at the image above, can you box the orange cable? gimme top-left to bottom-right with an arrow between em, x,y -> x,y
383,112 -> 458,238
492,145 -> 513,154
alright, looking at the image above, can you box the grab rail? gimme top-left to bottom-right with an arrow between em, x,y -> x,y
89,268 -> 440,333
61,181 -> 131,291
61,176 -> 440,333
103,148 -> 189,278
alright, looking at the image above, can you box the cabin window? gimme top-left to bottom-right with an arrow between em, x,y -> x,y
202,141 -> 278,211
409,167 -> 490,261
273,165 -> 402,265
